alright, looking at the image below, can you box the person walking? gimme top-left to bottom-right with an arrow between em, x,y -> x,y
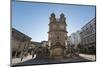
20,52 -> 25,61
32,50 -> 34,58
21,54 -> 24,61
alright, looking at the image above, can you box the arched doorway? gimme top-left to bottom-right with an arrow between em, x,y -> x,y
50,42 -> 64,58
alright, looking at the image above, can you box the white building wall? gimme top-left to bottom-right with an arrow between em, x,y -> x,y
69,31 -> 81,47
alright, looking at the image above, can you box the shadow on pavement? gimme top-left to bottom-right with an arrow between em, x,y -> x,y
12,56 -> 94,67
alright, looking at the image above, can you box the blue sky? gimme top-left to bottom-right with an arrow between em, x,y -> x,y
12,1 -> 96,42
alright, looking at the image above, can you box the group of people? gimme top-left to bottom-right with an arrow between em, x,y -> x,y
20,49 -> 36,61
20,46 -> 50,61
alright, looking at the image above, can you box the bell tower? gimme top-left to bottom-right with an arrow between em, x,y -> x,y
48,13 -> 68,58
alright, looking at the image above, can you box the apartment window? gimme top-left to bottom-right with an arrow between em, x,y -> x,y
92,28 -> 95,33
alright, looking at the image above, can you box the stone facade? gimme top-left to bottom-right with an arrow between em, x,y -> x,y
12,28 -> 31,58
48,13 -> 68,58
80,18 -> 96,54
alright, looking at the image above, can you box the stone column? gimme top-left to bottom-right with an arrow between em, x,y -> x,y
25,40 -> 30,56
48,40 -> 51,49
19,41 -> 24,58
14,51 -> 18,58
65,40 -> 68,48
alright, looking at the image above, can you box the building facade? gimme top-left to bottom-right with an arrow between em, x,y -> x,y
12,28 -> 31,58
80,18 -> 96,54
68,31 -> 81,48
48,13 -> 68,58
41,41 -> 48,47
